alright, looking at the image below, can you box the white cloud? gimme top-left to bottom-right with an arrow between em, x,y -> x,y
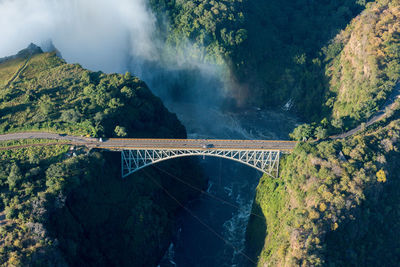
0,0 -> 156,73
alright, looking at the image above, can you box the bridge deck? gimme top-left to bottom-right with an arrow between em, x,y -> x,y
0,132 -> 296,177
0,132 -> 297,151
97,138 -> 296,151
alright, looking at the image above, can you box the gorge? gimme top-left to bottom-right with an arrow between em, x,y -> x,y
1,0 -> 400,266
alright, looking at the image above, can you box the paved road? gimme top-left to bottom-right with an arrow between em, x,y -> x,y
0,132 -> 297,151
0,132 -> 97,143
97,138 -> 297,151
332,83 -> 400,139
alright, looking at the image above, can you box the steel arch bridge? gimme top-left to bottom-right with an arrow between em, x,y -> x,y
121,148 -> 282,178
95,138 -> 296,179
0,132 -> 296,178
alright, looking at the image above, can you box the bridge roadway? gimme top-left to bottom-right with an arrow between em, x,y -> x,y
97,138 -> 296,151
0,132 -> 297,151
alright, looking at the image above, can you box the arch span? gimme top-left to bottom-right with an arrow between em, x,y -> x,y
121,149 -> 281,178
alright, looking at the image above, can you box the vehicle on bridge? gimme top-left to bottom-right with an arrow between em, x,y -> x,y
202,144 -> 214,149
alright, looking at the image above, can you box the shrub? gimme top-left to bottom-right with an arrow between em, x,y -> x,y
114,126 -> 127,137
7,164 -> 22,190
60,109 -> 80,123
376,169 -> 387,183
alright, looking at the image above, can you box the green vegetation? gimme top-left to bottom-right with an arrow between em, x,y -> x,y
0,52 -> 184,138
149,0 -> 246,65
0,139 -> 68,148
324,0 -> 400,127
0,49 -> 205,266
151,0 -> 400,130
245,1 -> 400,265
247,106 -> 400,266
247,95 -> 400,266
324,146 -> 400,265
0,57 -> 26,87
149,0 -> 375,119
148,0 -> 400,265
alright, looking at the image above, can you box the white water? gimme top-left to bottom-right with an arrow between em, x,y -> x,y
159,104 -> 298,267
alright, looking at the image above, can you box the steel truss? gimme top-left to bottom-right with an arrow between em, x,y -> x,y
121,149 -> 280,178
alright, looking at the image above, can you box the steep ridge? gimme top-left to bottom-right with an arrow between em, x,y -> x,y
0,46 -> 206,266
246,1 -> 400,265
324,0 -> 400,127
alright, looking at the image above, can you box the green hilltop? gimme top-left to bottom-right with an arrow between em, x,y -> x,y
0,47 -> 205,266
0,48 -> 184,138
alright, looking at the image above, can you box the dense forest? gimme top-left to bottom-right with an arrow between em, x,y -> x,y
325,0 -> 400,127
246,104 -> 400,266
148,0 -> 381,121
245,0 -> 400,266
0,47 -> 206,266
1,0 -> 400,266
148,0 -> 400,131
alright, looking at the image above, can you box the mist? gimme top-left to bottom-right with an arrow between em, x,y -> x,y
0,0 -> 157,73
0,0 -> 233,111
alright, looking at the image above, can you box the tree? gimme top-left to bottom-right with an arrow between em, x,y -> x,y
94,112 -> 104,123
320,118 -> 329,127
108,98 -> 124,109
376,169 -> 386,183
82,71 -> 91,83
60,109 -> 79,123
7,163 -> 22,190
124,72 -> 133,80
83,84 -> 96,96
114,126 -> 127,137
46,163 -> 66,193
331,118 -> 344,131
121,86 -> 134,98
290,124 -> 313,141
315,126 -> 328,140
38,95 -> 54,115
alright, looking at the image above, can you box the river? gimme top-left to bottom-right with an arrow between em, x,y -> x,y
129,61 -> 299,266
156,102 -> 298,267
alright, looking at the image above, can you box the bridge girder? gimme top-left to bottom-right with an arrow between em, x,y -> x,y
121,149 -> 281,178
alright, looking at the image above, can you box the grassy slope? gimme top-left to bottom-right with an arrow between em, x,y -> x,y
0,50 -> 205,266
0,57 -> 26,87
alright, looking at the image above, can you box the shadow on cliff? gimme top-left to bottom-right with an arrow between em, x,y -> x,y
46,150 -> 206,267
323,149 -> 400,266
244,201 -> 267,266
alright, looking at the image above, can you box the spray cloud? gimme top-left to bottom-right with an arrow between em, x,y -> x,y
0,0 -> 157,73
0,0 -> 233,115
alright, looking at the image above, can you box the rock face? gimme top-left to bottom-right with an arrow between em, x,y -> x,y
0,43 -> 43,63
18,43 -> 43,57
0,49 -> 206,266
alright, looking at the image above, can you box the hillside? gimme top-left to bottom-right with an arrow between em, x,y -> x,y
150,0 -> 400,128
148,0 -> 372,116
245,1 -> 400,265
246,104 -> 400,266
0,47 -> 206,266
323,0 -> 400,128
